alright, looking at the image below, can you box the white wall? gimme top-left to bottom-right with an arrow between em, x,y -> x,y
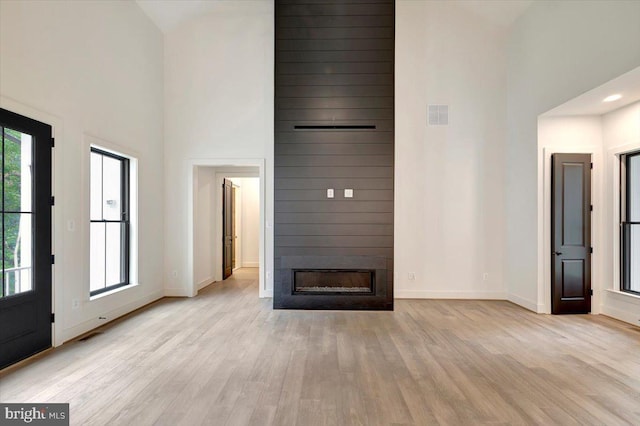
164,1 -> 274,297
603,103 -> 640,149
194,167 -> 215,288
395,1 -> 507,298
0,0 -> 165,343
506,0 -> 640,311
601,102 -> 640,325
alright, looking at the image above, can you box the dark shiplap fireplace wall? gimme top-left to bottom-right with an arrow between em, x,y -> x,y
274,0 -> 394,310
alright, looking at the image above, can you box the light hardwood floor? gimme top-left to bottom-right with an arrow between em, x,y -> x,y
1,268 -> 640,425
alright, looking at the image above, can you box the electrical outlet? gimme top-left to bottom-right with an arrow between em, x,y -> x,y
483,273 -> 489,281
171,270 -> 178,278
408,272 -> 416,281
72,299 -> 80,309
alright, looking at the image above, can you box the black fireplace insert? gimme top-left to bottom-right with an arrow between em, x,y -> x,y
293,270 -> 375,295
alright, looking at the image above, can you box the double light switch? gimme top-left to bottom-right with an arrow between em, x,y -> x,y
326,189 -> 354,198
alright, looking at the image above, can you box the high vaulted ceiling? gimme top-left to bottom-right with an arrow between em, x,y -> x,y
135,0 -> 222,34
453,0 -> 533,28
542,66 -> 640,117
135,0 -> 534,34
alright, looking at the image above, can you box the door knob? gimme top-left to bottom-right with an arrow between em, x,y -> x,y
553,251 -> 562,255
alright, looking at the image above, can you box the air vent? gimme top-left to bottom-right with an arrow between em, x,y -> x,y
77,331 -> 103,341
428,105 -> 449,126
294,125 -> 376,130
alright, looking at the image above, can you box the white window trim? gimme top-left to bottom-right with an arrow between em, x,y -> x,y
84,134 -> 139,301
608,141 -> 640,298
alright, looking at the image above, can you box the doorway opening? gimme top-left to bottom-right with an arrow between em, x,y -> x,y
550,153 -> 592,314
537,66 -> 640,322
188,161 -> 265,298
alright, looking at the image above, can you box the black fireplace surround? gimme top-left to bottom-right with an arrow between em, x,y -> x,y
276,256 -> 392,310
273,0 -> 394,310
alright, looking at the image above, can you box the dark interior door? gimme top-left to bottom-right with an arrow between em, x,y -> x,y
551,153 -> 591,314
0,108 -> 52,368
222,178 -> 233,280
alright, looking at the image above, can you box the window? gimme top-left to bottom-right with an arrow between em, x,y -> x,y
90,147 -> 130,296
2,127 -> 34,297
621,151 -> 640,295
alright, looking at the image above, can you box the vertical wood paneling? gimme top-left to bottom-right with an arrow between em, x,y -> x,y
274,0 -> 394,310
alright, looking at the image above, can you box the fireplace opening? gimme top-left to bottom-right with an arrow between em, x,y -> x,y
293,269 -> 375,294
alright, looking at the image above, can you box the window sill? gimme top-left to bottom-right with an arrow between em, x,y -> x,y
90,283 -> 139,301
605,288 -> 640,301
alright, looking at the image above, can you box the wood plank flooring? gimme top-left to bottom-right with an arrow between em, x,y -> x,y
1,268 -> 639,425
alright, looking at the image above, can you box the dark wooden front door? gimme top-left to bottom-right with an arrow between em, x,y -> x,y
551,153 -> 592,314
222,178 -> 233,280
0,108 -> 53,368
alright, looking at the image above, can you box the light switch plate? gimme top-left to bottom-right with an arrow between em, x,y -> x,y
344,188 -> 354,198
327,188 -> 334,198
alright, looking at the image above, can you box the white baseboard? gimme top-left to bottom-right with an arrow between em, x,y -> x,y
60,290 -> 163,344
601,293 -> 640,327
242,261 -> 259,268
507,293 -> 540,313
601,305 -> 639,326
395,290 -> 507,300
164,287 -> 190,297
197,276 -> 215,290
260,289 -> 273,298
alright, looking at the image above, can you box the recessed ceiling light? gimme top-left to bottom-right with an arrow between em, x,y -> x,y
603,94 -> 622,102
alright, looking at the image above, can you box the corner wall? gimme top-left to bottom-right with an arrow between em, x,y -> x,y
0,0 -> 165,343
506,0 -> 640,311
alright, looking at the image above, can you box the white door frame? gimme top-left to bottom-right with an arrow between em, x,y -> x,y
186,158 -> 266,297
1,96 -> 65,347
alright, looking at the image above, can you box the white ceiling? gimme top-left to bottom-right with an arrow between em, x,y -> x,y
452,0 -> 533,29
542,66 -> 640,117
135,0 -> 222,34
135,0 -> 534,34
136,0 -> 640,117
